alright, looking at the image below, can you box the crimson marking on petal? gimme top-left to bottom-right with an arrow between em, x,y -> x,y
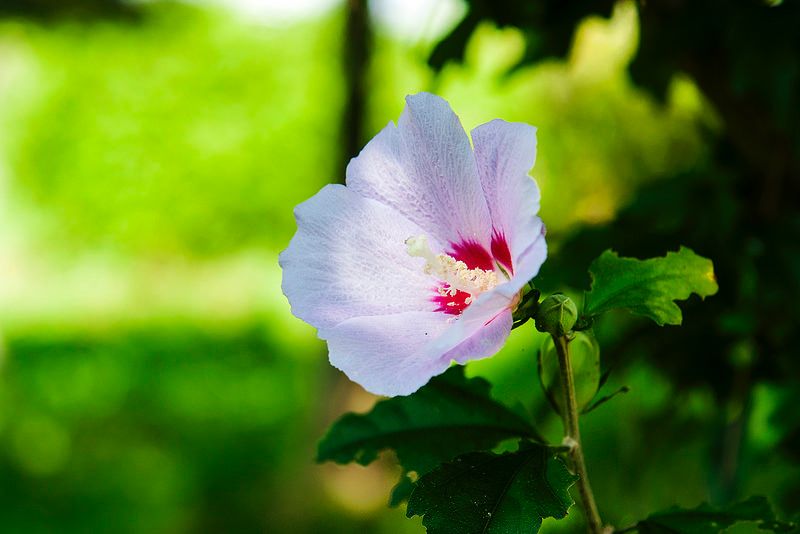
484,313 -> 502,327
432,286 -> 471,315
491,230 -> 513,274
448,239 -> 494,271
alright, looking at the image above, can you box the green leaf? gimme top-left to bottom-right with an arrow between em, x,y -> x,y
582,385 -> 629,414
538,331 -> 601,414
634,496 -> 796,533
317,367 -> 540,478
389,473 -> 416,507
584,247 -> 718,326
406,442 -> 577,534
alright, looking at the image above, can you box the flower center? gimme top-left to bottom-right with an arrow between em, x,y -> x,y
406,235 -> 499,309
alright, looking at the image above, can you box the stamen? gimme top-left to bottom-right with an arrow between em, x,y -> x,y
406,235 -> 498,297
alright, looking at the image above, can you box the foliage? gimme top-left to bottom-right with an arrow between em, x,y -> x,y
319,246 -> 729,532
318,367 -> 539,476
632,496 -> 795,534
2,3 -> 342,257
584,247 -> 718,326
428,1 -> 615,72
0,0 -> 137,20
406,443 -> 576,534
430,0 -> 800,520
0,324 -> 329,533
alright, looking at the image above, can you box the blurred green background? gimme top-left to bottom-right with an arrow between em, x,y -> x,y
0,0 -> 797,532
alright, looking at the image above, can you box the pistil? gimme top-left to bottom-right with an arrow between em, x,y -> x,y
406,235 -> 499,298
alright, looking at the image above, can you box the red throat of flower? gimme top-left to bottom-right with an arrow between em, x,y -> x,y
426,232 -> 513,316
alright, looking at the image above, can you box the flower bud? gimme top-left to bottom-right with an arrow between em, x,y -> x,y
534,293 -> 578,337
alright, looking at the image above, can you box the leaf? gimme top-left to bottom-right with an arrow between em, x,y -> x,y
317,367 -> 540,478
406,442 -> 577,534
426,2 -> 615,72
634,496 -> 796,533
582,386 -> 629,414
538,331 -> 601,415
389,473 -> 416,507
584,247 -> 718,326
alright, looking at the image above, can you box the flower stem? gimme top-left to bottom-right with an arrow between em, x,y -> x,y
552,334 -> 604,534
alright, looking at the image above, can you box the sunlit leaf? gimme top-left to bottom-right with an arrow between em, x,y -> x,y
584,247 -> 718,325
406,442 -> 577,534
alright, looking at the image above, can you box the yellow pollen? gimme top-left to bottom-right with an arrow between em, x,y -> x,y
405,235 -> 498,297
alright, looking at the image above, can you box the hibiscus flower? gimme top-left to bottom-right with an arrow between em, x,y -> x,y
279,93 -> 546,396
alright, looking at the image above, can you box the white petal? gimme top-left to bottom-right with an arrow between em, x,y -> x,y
443,309 -> 513,365
279,184 -> 435,331
346,93 -> 493,249
321,292 -> 514,396
322,311 -> 453,396
471,119 -> 546,279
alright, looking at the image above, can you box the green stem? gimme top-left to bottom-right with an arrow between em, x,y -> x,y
552,334 -> 604,534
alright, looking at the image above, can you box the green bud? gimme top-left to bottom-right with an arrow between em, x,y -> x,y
534,293 -> 578,337
511,283 -> 540,325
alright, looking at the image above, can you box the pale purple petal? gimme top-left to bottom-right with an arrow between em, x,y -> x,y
507,230 -> 548,294
322,294 -> 514,396
428,287 -> 514,355
321,311 -> 453,396
443,309 -> 513,365
346,93 -> 493,250
279,184 -> 436,331
471,119 -> 546,282
281,96 -> 551,397
425,262 -> 538,365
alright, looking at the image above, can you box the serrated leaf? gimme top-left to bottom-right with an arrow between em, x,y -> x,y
406,442 -> 577,534
584,247 -> 718,326
635,496 -> 796,533
317,367 -> 540,478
